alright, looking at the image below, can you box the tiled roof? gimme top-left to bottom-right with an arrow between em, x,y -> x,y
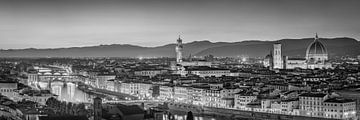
324,98 -> 355,103
299,92 -> 327,97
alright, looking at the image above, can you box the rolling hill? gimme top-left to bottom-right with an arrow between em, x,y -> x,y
0,37 -> 359,58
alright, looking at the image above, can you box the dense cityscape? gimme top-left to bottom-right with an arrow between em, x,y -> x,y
1,35 -> 360,120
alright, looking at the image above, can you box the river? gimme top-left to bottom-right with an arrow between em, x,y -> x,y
47,81 -> 94,103
41,80 -> 220,120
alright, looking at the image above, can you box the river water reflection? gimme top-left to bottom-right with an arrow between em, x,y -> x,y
49,81 -> 93,103
40,80 -> 220,119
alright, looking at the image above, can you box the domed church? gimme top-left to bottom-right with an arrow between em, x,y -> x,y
265,34 -> 332,69
306,33 -> 328,64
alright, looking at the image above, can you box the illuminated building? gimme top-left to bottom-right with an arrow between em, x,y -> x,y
27,72 -> 39,86
0,81 -> 18,99
185,66 -> 230,77
174,86 -> 190,103
266,34 -> 332,69
120,82 -> 152,98
234,91 -> 257,109
273,43 -> 283,69
95,74 -> 116,89
176,36 -> 183,63
280,99 -> 299,113
159,85 -> 174,100
67,82 -> 76,100
305,34 -> 332,69
323,98 -> 356,119
50,80 -> 63,97
134,69 -> 168,78
299,93 -> 329,117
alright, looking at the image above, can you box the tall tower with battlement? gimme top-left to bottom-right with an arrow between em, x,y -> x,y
176,36 -> 183,63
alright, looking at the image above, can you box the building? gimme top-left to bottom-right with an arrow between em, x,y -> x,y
119,82 -> 132,94
288,84 -> 311,91
134,69 -> 168,78
303,77 -> 329,82
335,89 -> 360,119
178,61 -> 212,67
27,72 -> 39,86
138,83 -> 153,99
306,34 -> 328,64
119,82 -> 152,98
261,97 -> 281,113
284,57 -> 307,69
176,36 -> 183,63
273,43 -> 283,69
266,34 -> 332,70
234,91 -> 257,109
280,99 -> 299,113
93,97 -> 102,120
173,86 -> 190,103
267,83 -> 288,91
323,98 -> 357,119
106,79 -> 121,92
0,81 -> 18,99
263,52 -> 273,69
286,34 -> 332,69
22,90 -> 55,105
159,85 -> 174,100
299,92 -> 329,118
203,89 -> 222,108
184,66 -> 230,77
188,87 -> 204,105
95,74 -> 116,89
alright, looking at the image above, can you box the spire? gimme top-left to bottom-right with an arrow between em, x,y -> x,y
315,33 -> 319,41
177,35 -> 182,43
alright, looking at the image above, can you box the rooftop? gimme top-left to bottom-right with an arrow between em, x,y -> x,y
287,58 -> 306,61
185,66 -> 229,71
39,116 -> 88,120
324,97 -> 355,103
299,92 -> 327,97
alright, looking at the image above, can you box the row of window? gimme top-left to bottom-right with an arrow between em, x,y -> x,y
0,89 -> 15,92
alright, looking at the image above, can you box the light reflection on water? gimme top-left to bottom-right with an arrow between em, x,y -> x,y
39,81 -> 219,120
49,81 -> 93,103
163,113 -> 220,120
173,115 -> 213,120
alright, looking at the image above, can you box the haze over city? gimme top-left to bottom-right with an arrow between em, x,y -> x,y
1,0 -> 360,49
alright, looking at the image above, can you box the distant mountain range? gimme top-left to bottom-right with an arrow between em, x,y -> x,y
0,37 -> 359,58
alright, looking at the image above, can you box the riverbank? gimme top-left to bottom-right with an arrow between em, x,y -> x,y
77,83 -> 137,100
164,102 -> 340,120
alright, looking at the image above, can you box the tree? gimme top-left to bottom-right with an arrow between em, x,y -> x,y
60,101 -> 67,115
186,111 -> 194,120
46,97 -> 59,108
66,102 -> 73,115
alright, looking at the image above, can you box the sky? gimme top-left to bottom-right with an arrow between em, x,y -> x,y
0,0 -> 359,49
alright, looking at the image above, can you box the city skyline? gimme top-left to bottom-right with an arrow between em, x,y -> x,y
1,0 -> 360,49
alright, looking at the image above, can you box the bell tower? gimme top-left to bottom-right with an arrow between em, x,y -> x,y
273,43 -> 283,69
175,35 -> 183,63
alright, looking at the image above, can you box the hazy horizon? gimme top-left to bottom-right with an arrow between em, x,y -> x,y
1,0 -> 360,49
0,36 -> 357,50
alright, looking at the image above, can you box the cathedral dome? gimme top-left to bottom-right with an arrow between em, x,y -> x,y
306,40 -> 327,55
306,34 -> 328,63
306,34 -> 327,55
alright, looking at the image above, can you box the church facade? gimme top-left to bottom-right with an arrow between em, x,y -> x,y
265,34 -> 332,69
